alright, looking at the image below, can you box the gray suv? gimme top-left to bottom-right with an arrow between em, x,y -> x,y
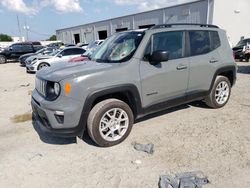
32,24 -> 236,147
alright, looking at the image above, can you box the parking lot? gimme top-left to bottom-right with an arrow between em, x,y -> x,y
0,61 -> 249,188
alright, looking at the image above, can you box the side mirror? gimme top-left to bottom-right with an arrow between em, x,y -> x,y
148,51 -> 169,65
9,47 -> 13,51
57,54 -> 62,58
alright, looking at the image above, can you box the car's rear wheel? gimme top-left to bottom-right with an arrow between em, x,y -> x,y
0,55 -> 7,64
87,99 -> 134,147
38,62 -> 49,70
205,76 -> 231,108
245,55 -> 249,62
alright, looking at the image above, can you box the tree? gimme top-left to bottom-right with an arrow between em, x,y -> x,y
0,34 -> 13,42
48,35 -> 57,41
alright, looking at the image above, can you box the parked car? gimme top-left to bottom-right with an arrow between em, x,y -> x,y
47,42 -> 64,49
26,47 -> 85,73
69,41 -> 103,62
77,43 -> 89,50
25,49 -> 60,68
19,47 -> 56,66
32,24 -> 236,147
233,38 -> 250,62
85,40 -> 104,52
30,41 -> 44,51
0,42 -> 40,64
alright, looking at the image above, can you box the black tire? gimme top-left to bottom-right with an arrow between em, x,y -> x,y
245,55 -> 249,62
205,76 -> 231,108
87,99 -> 134,147
0,55 -> 7,64
38,62 -> 49,70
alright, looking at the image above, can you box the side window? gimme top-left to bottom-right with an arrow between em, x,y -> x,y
72,48 -> 85,54
10,44 -> 22,52
210,31 -> 221,50
61,49 -> 71,56
152,31 -> 184,60
189,31 -> 210,56
61,48 -> 84,56
22,44 -> 33,52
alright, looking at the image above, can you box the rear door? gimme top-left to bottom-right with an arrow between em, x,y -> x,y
187,30 -> 221,95
21,44 -> 34,55
139,30 -> 189,107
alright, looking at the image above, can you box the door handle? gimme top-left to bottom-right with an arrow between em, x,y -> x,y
209,59 -> 218,63
176,64 -> 188,70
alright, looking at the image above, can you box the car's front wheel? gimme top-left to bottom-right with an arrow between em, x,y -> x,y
205,76 -> 231,108
38,62 -> 49,70
87,99 -> 134,147
0,55 -> 7,64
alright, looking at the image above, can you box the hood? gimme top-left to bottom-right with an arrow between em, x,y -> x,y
37,61 -> 116,82
233,45 -> 244,50
20,53 -> 34,59
36,54 -> 53,60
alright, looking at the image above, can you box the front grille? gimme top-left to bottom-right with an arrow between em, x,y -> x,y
35,78 -> 47,97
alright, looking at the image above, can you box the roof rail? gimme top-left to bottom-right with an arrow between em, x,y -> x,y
150,23 -> 219,29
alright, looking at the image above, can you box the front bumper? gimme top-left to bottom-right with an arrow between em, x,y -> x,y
19,59 -> 26,66
26,63 -> 37,73
31,89 -> 85,137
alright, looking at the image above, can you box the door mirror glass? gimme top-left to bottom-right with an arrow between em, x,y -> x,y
148,51 -> 169,65
57,54 -> 62,58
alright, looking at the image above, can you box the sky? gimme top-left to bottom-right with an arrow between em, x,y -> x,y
0,0 -> 192,40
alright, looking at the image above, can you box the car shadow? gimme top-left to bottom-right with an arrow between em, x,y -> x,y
237,65 -> 250,74
32,101 -> 209,146
32,117 -> 76,145
135,101 -> 210,124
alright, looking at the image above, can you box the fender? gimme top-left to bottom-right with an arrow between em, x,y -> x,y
209,65 -> 237,93
77,84 -> 143,135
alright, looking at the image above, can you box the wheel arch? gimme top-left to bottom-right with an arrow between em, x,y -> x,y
77,84 -> 143,136
38,62 -> 50,70
209,65 -> 236,92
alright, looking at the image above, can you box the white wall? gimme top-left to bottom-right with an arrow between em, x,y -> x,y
56,0 -> 209,44
213,0 -> 250,46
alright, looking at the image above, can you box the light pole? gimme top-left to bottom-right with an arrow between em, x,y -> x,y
23,25 -> 30,41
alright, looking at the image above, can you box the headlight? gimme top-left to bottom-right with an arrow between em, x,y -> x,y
31,60 -> 38,65
46,81 -> 61,100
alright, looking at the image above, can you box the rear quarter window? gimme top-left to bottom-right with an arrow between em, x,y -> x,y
189,30 -> 221,56
210,31 -> 221,50
189,31 -> 211,56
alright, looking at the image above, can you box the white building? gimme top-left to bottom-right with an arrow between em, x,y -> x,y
56,0 -> 250,46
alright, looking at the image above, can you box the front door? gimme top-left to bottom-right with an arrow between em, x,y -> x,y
140,31 -> 189,108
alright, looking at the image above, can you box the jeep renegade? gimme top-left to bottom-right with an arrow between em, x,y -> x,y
32,24 -> 237,147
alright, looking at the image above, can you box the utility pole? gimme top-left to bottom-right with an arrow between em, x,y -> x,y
23,21 -> 29,41
16,14 -> 22,41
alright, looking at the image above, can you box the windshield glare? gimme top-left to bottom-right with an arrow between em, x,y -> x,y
35,48 -> 46,54
91,32 -> 144,63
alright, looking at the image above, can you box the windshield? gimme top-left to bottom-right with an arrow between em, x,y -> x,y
91,32 -> 144,63
35,48 -> 46,54
50,49 -> 61,56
